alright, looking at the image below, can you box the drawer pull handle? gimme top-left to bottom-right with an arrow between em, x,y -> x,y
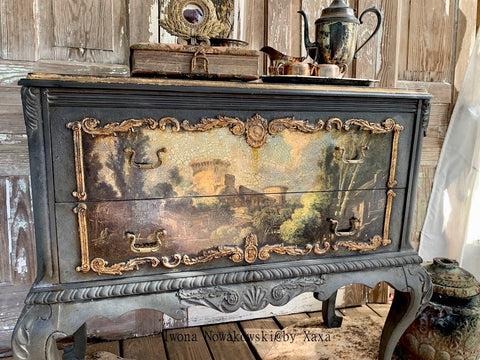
335,145 -> 369,164
124,147 -> 166,170
327,217 -> 360,237
126,229 -> 166,253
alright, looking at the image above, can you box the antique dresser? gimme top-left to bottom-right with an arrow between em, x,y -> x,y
13,74 -> 432,360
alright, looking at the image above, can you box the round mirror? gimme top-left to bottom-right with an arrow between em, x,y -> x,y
183,4 -> 204,24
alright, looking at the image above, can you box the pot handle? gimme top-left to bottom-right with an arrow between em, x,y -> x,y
354,7 -> 382,59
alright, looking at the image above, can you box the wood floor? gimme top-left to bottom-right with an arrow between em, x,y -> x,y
3,304 -> 393,360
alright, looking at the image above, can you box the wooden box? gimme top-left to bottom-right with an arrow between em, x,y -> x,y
130,43 -> 260,80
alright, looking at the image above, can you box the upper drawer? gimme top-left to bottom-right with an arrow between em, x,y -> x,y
57,114 -> 409,203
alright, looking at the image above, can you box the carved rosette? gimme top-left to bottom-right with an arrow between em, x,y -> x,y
68,115 -> 402,275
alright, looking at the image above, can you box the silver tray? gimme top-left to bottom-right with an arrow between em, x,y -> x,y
261,75 -> 375,86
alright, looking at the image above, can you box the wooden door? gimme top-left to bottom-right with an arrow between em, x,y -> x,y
0,0 -> 478,353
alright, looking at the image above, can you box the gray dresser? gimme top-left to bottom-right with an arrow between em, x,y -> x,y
13,74 -> 432,359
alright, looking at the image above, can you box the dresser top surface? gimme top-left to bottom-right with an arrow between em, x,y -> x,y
19,73 -> 432,99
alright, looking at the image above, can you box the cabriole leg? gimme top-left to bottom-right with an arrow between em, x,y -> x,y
11,305 -> 61,360
317,290 -> 343,328
62,323 -> 86,360
378,264 -> 432,360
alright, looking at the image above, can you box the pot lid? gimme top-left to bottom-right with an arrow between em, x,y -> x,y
424,258 -> 480,298
317,0 -> 360,24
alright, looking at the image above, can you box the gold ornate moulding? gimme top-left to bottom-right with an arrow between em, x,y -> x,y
77,228 -> 391,276
67,114 -> 403,275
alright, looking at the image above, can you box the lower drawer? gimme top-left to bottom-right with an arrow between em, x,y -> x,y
57,188 -> 405,280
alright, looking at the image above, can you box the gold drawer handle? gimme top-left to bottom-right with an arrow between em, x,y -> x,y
327,217 -> 360,237
334,145 -> 369,164
126,229 -> 166,253
124,147 -> 166,170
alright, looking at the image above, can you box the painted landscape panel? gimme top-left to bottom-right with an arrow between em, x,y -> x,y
81,124 -> 393,202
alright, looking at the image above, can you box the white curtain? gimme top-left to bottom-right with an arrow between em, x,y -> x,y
419,31 -> 480,280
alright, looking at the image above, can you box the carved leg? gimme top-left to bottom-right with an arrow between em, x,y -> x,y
318,290 -> 343,328
378,264 -> 432,360
12,305 -> 61,360
62,324 -> 86,360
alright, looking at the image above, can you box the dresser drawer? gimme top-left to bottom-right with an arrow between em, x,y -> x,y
57,187 -> 406,279
59,114 -> 408,204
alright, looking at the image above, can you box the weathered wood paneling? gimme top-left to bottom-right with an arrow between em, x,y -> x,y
0,0 -> 38,61
355,0 -> 382,80
401,1 -> 455,82
376,0 -> 401,87
0,178 -> 9,284
244,0 -> 266,71
267,0 -> 302,57
37,0 -> 128,64
129,0 -> 159,44
53,0 -> 115,51
0,59 -> 129,86
7,176 -> 35,285
453,0 -> 478,102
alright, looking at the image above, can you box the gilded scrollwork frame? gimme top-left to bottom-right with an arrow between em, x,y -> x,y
67,114 -> 403,275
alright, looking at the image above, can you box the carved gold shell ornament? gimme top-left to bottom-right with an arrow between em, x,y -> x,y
160,0 -> 228,45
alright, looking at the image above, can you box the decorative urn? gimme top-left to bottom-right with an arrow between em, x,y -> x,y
398,258 -> 480,360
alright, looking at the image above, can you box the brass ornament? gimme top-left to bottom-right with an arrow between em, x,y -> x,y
245,114 -> 268,148
269,117 -> 324,135
181,115 -> 245,135
244,234 -> 259,263
74,204 -> 90,273
159,0 -> 227,45
127,229 -> 166,253
333,235 -> 391,252
90,257 -> 161,276
123,147 -> 167,170
66,122 -> 86,201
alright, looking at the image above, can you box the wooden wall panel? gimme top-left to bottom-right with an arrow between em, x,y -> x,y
355,0 -> 381,80
37,0 -> 128,64
0,178 -> 9,284
376,0 -> 401,87
0,0 -> 38,61
6,176 -> 36,285
401,0 -> 455,82
243,0 -> 266,72
129,0 -> 159,44
266,0 -> 302,57
453,0 -> 478,102
52,0 -> 114,51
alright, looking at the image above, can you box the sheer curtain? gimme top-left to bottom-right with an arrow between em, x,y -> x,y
419,31 -> 480,280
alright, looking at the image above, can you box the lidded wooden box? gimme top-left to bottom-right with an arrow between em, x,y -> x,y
130,43 -> 259,80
